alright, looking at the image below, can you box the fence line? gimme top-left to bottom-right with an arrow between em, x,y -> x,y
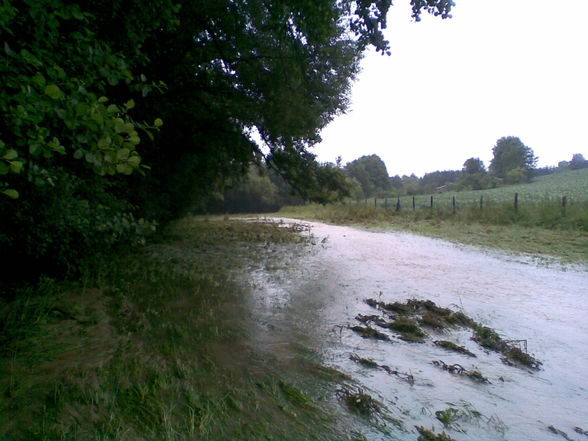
359,193 -> 574,214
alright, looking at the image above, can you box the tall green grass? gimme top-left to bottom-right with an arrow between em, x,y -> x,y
0,218 -> 350,441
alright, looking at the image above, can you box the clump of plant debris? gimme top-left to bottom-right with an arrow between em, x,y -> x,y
350,325 -> 390,341
434,340 -> 476,357
472,326 -> 542,370
363,296 -> 542,370
336,387 -> 381,417
416,426 -> 457,441
350,354 -> 415,385
432,360 -> 490,383
356,311 -> 426,343
548,425 -> 578,441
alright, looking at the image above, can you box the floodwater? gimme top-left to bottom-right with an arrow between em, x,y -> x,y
239,219 -> 588,441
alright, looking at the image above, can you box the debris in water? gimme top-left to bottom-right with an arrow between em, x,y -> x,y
548,425 -> 577,441
336,387 -> 381,417
349,354 -> 415,385
355,313 -> 426,342
415,426 -> 457,441
434,340 -> 476,357
432,360 -> 490,383
472,326 -> 542,370
363,297 -> 543,369
575,427 -> 588,437
349,325 -> 390,341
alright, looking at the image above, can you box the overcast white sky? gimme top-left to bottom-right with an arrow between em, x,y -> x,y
313,0 -> 588,177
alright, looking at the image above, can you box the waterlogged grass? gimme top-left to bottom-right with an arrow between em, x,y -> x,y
278,200 -> 588,264
0,217 -> 351,441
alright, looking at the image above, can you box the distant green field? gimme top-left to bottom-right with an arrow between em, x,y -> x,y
384,168 -> 588,209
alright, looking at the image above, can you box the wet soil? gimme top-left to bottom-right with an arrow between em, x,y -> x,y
235,218 -> 588,441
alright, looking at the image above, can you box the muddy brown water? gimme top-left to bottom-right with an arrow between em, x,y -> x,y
237,219 -> 588,441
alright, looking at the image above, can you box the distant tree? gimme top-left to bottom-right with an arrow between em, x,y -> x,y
420,170 -> 461,193
569,153 -> 588,170
345,155 -> 390,197
461,158 -> 486,190
489,137 -> 537,183
462,158 -> 486,175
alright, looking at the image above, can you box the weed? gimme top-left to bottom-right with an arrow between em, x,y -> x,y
350,325 -> 390,341
434,340 -> 476,357
336,388 -> 381,417
416,426 -> 457,441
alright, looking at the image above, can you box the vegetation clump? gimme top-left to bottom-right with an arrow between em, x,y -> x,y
388,317 -> 427,342
349,354 -> 415,385
472,326 -> 542,370
336,388 -> 381,417
364,297 -> 542,369
416,426 -> 457,441
432,360 -> 490,383
434,340 -> 476,357
350,325 -> 390,341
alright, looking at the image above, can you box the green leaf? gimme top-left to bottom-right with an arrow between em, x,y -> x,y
73,149 -> 84,159
116,163 -> 133,175
3,149 -> 17,160
154,118 -> 163,128
2,189 -> 19,199
0,162 -> 8,175
124,99 -> 135,109
127,155 -> 141,167
97,136 -> 111,149
98,96 -> 109,103
9,161 -> 23,173
44,84 -> 62,99
116,148 -> 130,160
106,104 -> 118,114
128,135 -> 140,145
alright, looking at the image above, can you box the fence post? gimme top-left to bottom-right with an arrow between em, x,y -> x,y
374,197 -> 377,208
412,196 -> 416,211
480,195 -> 483,210
365,198 -> 368,205
396,197 -> 401,212
514,193 -> 519,211
562,195 -> 567,215
430,195 -> 434,209
452,196 -> 456,215
384,198 -> 388,209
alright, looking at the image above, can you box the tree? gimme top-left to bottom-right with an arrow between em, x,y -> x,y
345,155 -> 390,197
569,153 -> 588,170
461,157 -> 486,190
0,0 -> 455,276
489,136 -> 537,183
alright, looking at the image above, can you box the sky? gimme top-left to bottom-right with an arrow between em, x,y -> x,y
313,0 -> 588,177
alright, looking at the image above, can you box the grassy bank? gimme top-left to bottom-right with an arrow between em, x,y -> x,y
277,203 -> 588,265
0,218 -> 354,441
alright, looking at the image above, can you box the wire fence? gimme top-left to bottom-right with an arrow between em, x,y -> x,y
357,193 -> 575,214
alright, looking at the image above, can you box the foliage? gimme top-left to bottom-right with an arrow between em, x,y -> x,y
569,153 -> 588,170
489,136 -> 537,183
0,0 -> 455,276
0,218 -> 352,441
345,154 -> 391,197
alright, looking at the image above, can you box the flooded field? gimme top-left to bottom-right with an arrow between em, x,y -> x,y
238,219 -> 588,441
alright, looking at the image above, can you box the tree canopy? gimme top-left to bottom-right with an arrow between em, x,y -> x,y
0,0 -> 455,277
345,154 -> 391,197
489,136 -> 537,183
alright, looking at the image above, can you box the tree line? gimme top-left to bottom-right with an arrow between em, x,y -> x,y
343,137 -> 586,198
216,136 -> 586,213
